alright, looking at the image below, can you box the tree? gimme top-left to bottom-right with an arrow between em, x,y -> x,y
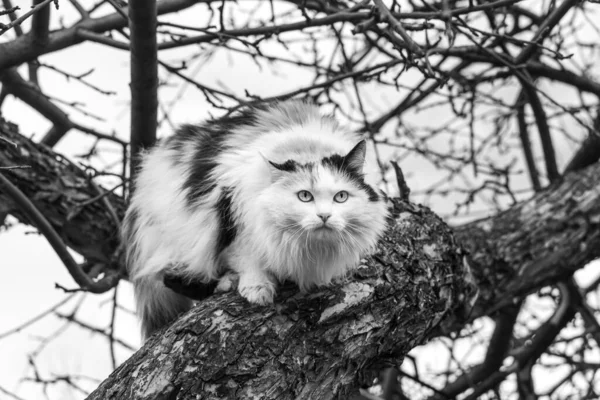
0,1 -> 599,399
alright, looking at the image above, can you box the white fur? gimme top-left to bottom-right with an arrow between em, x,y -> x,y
123,101 -> 389,338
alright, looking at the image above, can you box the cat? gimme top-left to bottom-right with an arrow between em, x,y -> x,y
122,100 -> 390,339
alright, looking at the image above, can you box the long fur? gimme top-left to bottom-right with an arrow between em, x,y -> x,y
122,100 -> 389,339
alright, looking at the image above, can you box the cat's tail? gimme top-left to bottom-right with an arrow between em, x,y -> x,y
133,277 -> 193,340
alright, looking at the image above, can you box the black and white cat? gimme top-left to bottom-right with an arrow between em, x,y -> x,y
122,100 -> 389,338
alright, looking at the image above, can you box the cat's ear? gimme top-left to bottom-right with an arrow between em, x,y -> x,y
344,140 -> 367,172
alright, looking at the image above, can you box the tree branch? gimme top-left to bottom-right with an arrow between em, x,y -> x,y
0,0 -> 202,70
519,75 -> 559,183
129,0 -> 158,177
30,0 -> 51,45
460,281 -> 577,400
0,172 -> 121,293
432,304 -> 521,399
1,116 -> 599,398
516,90 -> 542,191
0,0 -> 53,36
0,68 -> 74,146
1,0 -> 23,36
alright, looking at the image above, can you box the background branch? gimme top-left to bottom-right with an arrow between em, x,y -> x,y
128,0 -> 158,178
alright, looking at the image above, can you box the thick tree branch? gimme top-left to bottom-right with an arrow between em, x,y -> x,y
0,120 -> 124,265
0,0 -> 204,70
129,0 -> 158,177
30,0 -> 51,45
88,198 -> 469,399
563,110 -> 600,173
1,115 -> 599,398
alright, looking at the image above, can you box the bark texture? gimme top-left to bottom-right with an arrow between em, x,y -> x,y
1,121 -> 600,398
0,119 -> 124,266
87,199 -> 469,400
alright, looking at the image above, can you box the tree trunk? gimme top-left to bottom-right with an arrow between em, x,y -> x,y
1,120 -> 599,399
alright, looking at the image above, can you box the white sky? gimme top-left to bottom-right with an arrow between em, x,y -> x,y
0,1 -> 599,399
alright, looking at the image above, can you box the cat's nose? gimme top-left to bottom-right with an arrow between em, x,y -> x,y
318,213 -> 331,222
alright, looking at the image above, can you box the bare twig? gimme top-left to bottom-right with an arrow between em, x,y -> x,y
0,0 -> 54,36
0,293 -> 78,340
372,0 -> 423,56
1,0 -> 23,36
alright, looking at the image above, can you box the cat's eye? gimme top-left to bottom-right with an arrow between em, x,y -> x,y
334,191 -> 348,203
298,190 -> 313,202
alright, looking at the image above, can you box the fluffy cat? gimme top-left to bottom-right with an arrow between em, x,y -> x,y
122,100 -> 389,338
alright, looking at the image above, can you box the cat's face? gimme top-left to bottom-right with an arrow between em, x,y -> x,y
269,166 -> 371,237
259,141 -> 386,245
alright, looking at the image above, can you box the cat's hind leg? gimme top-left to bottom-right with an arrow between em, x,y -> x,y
215,271 -> 238,292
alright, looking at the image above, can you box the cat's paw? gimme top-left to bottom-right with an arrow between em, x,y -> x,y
215,272 -> 238,293
239,284 -> 275,305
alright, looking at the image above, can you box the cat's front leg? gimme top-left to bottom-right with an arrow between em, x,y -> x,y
237,261 -> 276,305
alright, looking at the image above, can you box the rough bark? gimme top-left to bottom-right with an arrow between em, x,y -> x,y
88,200 -> 470,399
1,121 -> 600,398
0,119 -> 124,266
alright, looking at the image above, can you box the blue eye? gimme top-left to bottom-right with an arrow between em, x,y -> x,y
334,191 -> 348,203
298,190 -> 313,202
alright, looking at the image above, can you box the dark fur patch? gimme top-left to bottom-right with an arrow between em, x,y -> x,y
215,188 -> 237,255
321,155 -> 379,202
354,179 -> 380,202
270,159 -> 298,172
167,110 -> 258,206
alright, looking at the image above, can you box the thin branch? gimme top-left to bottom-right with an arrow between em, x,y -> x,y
0,385 -> 27,400
432,304 -> 521,399
54,312 -> 135,351
0,293 -> 78,340
461,282 -> 577,400
519,75 -> 559,183
515,90 -> 542,191
372,0 -> 423,56
567,278 -> 600,347
515,0 -> 582,64
68,0 -> 89,19
0,0 -> 203,70
0,172 -> 122,293
75,28 -> 130,50
0,0 -> 54,36
1,0 -> 23,36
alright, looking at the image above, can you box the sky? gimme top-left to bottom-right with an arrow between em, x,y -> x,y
0,1 -> 599,399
